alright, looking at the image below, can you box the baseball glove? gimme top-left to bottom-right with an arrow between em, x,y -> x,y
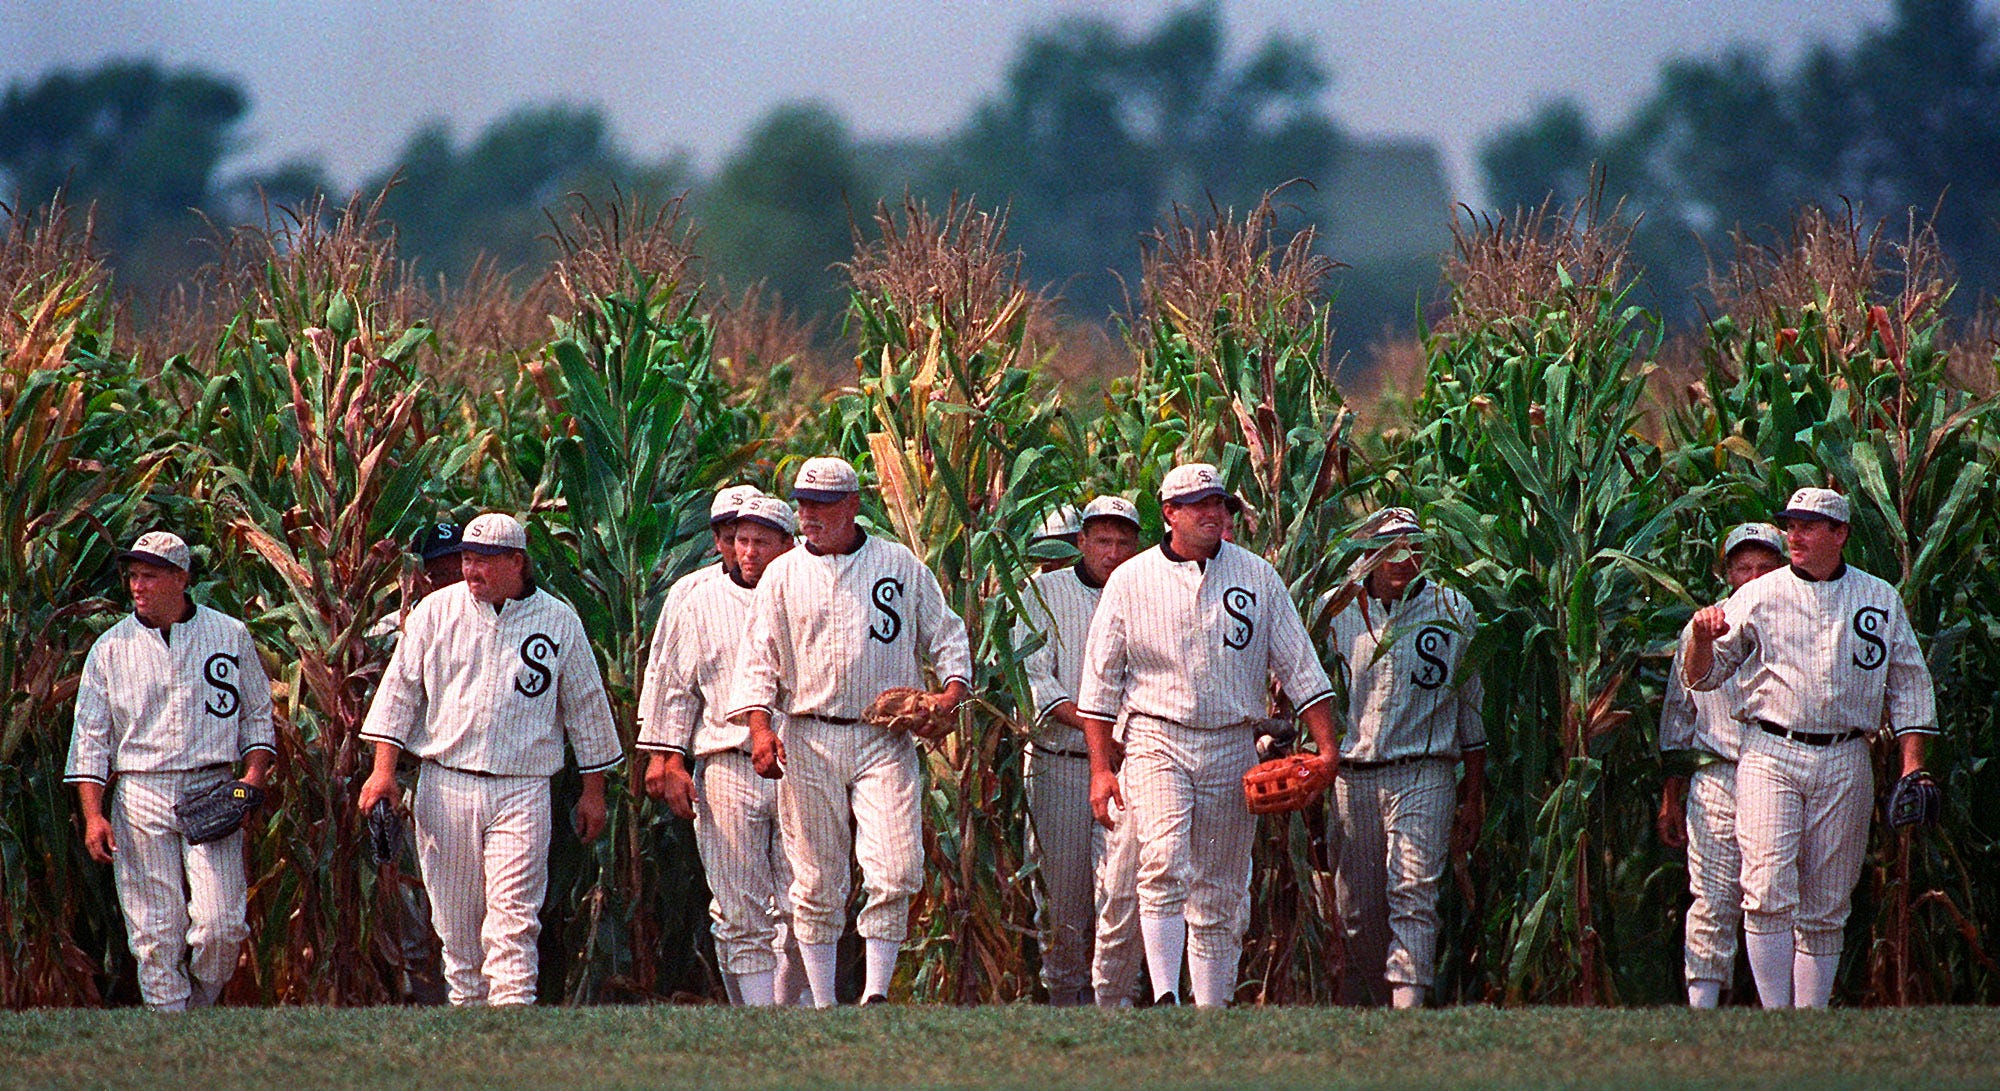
174,779 -> 266,845
1886,770 -> 1941,829
1243,753 -> 1334,815
864,686 -> 952,740
367,798 -> 405,865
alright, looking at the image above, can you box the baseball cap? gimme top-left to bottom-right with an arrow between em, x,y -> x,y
1032,505 -> 1082,542
1359,506 -> 1422,539
792,456 -> 860,502
736,495 -> 799,536
1778,487 -> 1850,526
461,512 -> 528,555
710,485 -> 765,526
1722,522 -> 1786,559
1159,463 -> 1232,505
119,531 -> 191,572
414,522 -> 464,561
1081,495 -> 1142,531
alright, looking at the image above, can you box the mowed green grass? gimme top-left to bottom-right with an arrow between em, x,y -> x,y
2,1005 -> 1994,1090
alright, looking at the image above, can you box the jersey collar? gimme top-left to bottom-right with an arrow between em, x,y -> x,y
1789,561 -> 1847,583
805,531 -> 869,557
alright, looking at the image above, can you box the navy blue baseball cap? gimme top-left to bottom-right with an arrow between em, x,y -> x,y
415,522 -> 464,561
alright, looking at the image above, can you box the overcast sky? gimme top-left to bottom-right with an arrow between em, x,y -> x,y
3,0 -> 1919,200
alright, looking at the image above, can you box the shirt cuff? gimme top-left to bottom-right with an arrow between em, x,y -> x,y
576,754 -> 625,775
241,743 -> 278,757
1891,724 -> 1940,737
1292,689 -> 1335,714
63,772 -> 108,786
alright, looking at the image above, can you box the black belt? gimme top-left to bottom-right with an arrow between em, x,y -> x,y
1340,754 -> 1447,772
795,713 -> 860,726
426,760 -> 500,778
1029,742 -> 1091,760
1757,721 -> 1867,747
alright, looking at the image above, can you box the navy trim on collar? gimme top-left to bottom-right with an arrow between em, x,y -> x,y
806,530 -> 869,557
1790,561 -> 1847,583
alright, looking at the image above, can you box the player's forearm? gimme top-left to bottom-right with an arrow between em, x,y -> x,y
940,679 -> 970,709
1461,748 -> 1486,793
240,749 -> 274,788
580,771 -> 607,799
1046,700 -> 1087,732
368,740 -> 402,778
1299,702 -> 1338,762
75,781 -> 107,823
1899,732 -> 1926,777
1082,716 -> 1119,775
745,709 -> 774,738
1681,640 -> 1714,688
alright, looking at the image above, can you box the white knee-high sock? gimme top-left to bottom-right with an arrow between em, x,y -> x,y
1139,915 -> 1185,1001
863,938 -> 900,1000
1687,980 -> 1722,1009
1391,985 -> 1425,1010
721,971 -> 744,1006
775,939 -> 811,1006
737,970 -> 776,1007
1743,931 -> 1794,1009
1188,953 -> 1236,1008
801,942 -> 840,1009
1792,951 -> 1840,1009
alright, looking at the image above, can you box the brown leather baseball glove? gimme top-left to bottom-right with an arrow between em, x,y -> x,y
1243,753 -> 1334,815
864,686 -> 953,740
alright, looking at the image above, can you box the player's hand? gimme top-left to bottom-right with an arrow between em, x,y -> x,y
573,787 -> 608,842
751,727 -> 786,779
1657,779 -> 1689,850
1451,780 -> 1485,855
646,755 -> 698,820
1104,738 -> 1125,775
1690,605 -> 1730,644
356,770 -> 399,817
83,814 -> 116,863
1090,768 -> 1125,831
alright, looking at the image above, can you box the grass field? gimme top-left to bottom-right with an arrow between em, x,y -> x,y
2,1006 -> 1995,1090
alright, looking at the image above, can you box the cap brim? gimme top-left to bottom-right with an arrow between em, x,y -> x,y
737,514 -> 794,536
460,541 -> 525,556
791,488 -> 856,503
1162,486 -> 1231,505
117,550 -> 187,571
1777,509 -> 1843,525
1724,539 -> 1786,558
1082,513 -> 1141,531
420,543 -> 465,561
709,513 -> 741,527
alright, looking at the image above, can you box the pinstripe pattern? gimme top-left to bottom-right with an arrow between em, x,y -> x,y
727,534 -> 971,958
1327,580 -> 1485,763
109,769 -> 250,1010
1122,716 -> 1260,960
360,582 -> 622,1007
1695,563 -> 1934,1000
66,604 -> 273,1011
1330,760 -> 1454,997
1663,614 -> 1750,987
1662,616 -> 1748,761
635,572 -> 800,995
1015,567 -> 1100,751
1090,764 -> 1143,1006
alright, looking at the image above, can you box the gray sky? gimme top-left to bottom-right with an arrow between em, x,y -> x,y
4,0 -> 1909,200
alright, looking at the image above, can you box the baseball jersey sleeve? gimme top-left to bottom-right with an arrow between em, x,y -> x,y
1882,603 -> 1938,736
1659,633 -> 1700,753
1076,580 -> 1129,723
1264,567 -> 1335,713
913,564 -> 973,689
359,605 -> 428,750
727,578 -> 785,721
233,624 -> 278,759
64,641 -> 113,785
636,605 -> 702,757
1015,581 -> 1069,719
1692,596 -> 1758,692
556,619 -> 623,774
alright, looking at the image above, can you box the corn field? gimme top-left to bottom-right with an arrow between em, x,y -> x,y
1,187 -> 1996,1008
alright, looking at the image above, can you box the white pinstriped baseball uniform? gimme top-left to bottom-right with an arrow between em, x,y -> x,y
1015,565 -> 1106,1004
360,581 -> 624,1006
1076,539 -> 1334,998
1325,579 -> 1484,1000
1693,563 -> 1934,963
66,603 -> 276,1011
637,567 -> 803,992
1661,613 -> 1749,990
1091,752 -> 1144,1006
727,534 -> 972,950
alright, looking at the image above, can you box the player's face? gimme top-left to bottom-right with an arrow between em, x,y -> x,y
1077,519 -> 1140,583
1164,495 -> 1230,555
1783,517 -> 1848,575
1724,544 -> 1786,591
713,523 -> 740,574
422,551 -> 463,590
1367,538 -> 1423,597
733,522 -> 794,585
461,549 -> 528,605
124,561 -> 190,626
796,493 -> 861,550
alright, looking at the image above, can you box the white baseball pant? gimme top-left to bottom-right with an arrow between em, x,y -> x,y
1330,759 -> 1453,1001
1124,717 -> 1258,970
1684,762 -> 1742,986
1025,746 -> 1095,1004
1735,729 -> 1873,956
109,769 -> 249,1011
778,718 -> 922,946
1091,767 -> 1143,1006
413,764 -> 552,1006
696,750 -> 798,978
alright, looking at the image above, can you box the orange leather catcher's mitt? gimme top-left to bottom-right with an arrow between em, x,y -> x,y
864,686 -> 952,740
1242,753 -> 1334,814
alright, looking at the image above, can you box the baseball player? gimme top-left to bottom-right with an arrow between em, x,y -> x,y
1324,508 -> 1486,1010
66,531 -> 276,1011
1028,504 -> 1082,572
366,521 -> 466,645
355,512 -> 624,1007
639,495 -> 811,1007
728,456 -> 973,1007
1683,488 -> 1935,1008
1013,495 -> 1143,1005
1078,463 -> 1338,1007
1658,522 -> 1787,1009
